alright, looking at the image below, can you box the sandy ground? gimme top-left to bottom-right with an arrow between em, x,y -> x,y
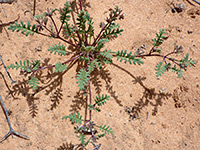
0,0 -> 200,150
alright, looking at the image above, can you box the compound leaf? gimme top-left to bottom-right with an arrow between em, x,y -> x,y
99,125 -> 113,135
95,94 -> 110,106
114,50 -> 144,65
78,133 -> 86,146
102,22 -> 123,39
29,76 -> 39,90
77,10 -> 94,35
171,66 -> 183,78
100,49 -> 113,64
155,62 -> 170,77
8,21 -> 38,36
76,69 -> 90,90
54,62 -> 67,73
62,112 -> 82,124
60,1 -> 72,23
87,59 -> 101,73
7,60 -> 35,72
48,43 -> 67,56
179,53 -> 195,68
152,28 -> 166,47
96,38 -> 109,51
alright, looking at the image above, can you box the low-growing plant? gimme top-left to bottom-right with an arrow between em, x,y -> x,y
7,0 -> 195,149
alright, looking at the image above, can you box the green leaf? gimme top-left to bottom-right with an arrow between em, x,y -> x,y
102,22 -> 123,40
179,53 -> 195,68
99,125 -> 113,135
48,43 -> 67,56
152,28 -> 166,47
96,38 -> 109,51
97,134 -> 105,140
155,62 -> 170,77
54,62 -> 67,73
76,69 -> 90,90
62,112 -> 82,124
7,60 -> 38,72
29,76 -> 39,90
94,107 -> 101,112
95,94 -> 110,106
63,22 -> 75,39
114,50 -> 144,65
60,1 -> 72,23
78,133 -> 86,146
88,104 -> 101,112
31,60 -> 41,70
76,10 -> 94,35
156,49 -> 162,54
88,104 -> 94,111
87,59 -> 101,73
100,49 -> 113,64
171,66 -> 183,78
8,21 -> 38,36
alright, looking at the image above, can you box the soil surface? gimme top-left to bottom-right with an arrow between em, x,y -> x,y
0,0 -> 200,150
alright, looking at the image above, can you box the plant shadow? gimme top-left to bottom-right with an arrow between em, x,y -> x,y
57,142 -> 74,150
69,63 -> 123,116
111,62 -> 172,118
4,0 -> 92,118
6,57 -> 77,117
57,141 -> 85,150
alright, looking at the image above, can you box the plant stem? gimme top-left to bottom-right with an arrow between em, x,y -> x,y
41,24 -> 79,48
92,22 -> 109,46
136,53 -> 181,67
58,36 -> 80,48
49,16 -> 59,36
88,78 -> 92,121
79,0 -> 83,11
32,52 -> 84,74
37,32 -> 52,38
56,36 -> 80,48
70,10 -> 82,45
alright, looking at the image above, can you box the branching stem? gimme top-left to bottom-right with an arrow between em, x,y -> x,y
32,52 -> 84,75
92,22 -> 109,46
136,53 -> 181,67
79,0 -> 83,11
49,16 -> 59,36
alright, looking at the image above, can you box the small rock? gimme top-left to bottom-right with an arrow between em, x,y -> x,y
35,46 -> 42,52
187,30 -> 193,34
176,26 -> 182,32
172,3 -> 185,13
150,122 -> 156,125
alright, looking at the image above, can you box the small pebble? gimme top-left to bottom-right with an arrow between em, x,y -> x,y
187,30 -> 193,34
176,27 -> 182,32
150,122 -> 156,125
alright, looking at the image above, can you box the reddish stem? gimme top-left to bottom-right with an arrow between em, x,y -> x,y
79,0 -> 83,11
88,78 -> 92,121
58,36 -> 80,48
49,16 -> 59,36
31,52 -> 84,75
92,23 -> 109,46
